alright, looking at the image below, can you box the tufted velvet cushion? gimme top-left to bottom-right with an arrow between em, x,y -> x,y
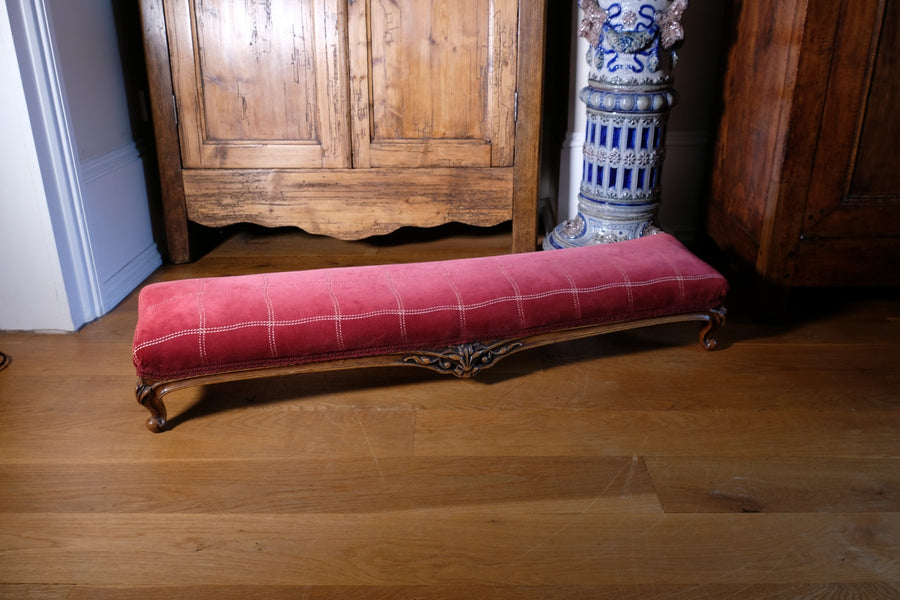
133,234 -> 728,381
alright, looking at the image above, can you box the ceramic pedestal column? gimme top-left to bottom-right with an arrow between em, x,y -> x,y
544,0 -> 688,249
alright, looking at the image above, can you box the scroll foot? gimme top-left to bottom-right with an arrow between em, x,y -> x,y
699,306 -> 727,351
136,381 -> 168,433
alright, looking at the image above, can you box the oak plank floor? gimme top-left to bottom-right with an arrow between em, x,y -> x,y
1,224 -> 898,599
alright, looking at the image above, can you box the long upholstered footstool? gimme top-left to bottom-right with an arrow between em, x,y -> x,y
132,233 -> 728,432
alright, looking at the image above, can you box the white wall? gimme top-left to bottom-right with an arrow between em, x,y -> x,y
2,0 -> 161,331
0,0 -> 73,332
44,0 -> 162,313
45,0 -> 134,161
45,0 -> 161,314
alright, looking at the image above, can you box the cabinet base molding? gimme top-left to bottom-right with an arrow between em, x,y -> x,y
183,168 -> 515,240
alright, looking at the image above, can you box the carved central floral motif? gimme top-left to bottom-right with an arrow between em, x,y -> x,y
403,341 -> 524,378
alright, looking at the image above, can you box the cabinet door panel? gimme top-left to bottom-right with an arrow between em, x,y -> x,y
166,0 -> 350,169
850,0 -> 900,199
803,0 -> 900,239
349,0 -> 518,168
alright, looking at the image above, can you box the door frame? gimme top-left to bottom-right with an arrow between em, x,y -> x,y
6,0 -> 102,327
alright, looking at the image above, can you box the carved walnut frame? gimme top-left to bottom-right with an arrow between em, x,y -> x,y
136,307 -> 725,432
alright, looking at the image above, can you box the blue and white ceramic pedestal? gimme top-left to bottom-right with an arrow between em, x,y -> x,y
544,0 -> 688,250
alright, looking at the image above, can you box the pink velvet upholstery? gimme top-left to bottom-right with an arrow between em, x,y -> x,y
133,234 -> 728,381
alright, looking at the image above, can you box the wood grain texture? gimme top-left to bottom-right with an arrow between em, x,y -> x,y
803,0 -> 900,239
138,0 -> 190,262
0,586 -> 71,600
850,0 -> 900,198
707,0 -> 900,294
182,168 -> 514,238
412,408 -> 900,458
646,457 -> 900,513
712,0 -> 796,239
1,226 -> 898,598
165,0 -> 351,169
54,583 -> 900,600
139,0 -> 546,257
511,0 -> 546,252
362,0 -> 518,167
2,513 -> 898,585
0,456 -> 659,514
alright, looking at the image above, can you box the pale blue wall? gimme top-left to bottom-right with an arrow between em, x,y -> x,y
2,0 -> 160,331
0,0 -> 73,331
45,0 -> 160,315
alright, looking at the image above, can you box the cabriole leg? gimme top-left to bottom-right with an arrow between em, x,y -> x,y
136,380 -> 168,433
699,306 -> 727,350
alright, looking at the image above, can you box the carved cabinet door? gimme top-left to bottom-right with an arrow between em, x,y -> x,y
799,0 -> 900,245
707,0 -> 900,298
164,0 -> 351,169
140,0 -> 545,262
346,0 -> 519,169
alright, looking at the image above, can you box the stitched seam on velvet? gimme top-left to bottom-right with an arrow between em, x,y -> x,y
197,280 -> 208,366
384,267 -> 408,342
137,236 -> 687,313
658,248 -> 686,304
135,298 -> 730,379
133,273 -> 723,354
440,266 -> 467,339
138,269 -> 509,313
325,272 -> 345,350
137,254 -> 640,313
551,256 -> 583,319
499,264 -> 526,329
135,300 -> 726,379
140,271 -> 528,314
263,273 -> 278,357
611,260 -> 635,314
134,274 -> 724,351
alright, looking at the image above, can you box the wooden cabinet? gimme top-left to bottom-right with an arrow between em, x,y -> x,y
138,0 -> 547,262
707,0 -> 900,301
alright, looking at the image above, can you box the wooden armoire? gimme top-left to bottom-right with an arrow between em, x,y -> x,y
707,0 -> 900,303
138,0 -> 547,263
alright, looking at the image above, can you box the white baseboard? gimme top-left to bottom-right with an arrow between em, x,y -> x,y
99,242 -> 161,313
80,143 -> 144,183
